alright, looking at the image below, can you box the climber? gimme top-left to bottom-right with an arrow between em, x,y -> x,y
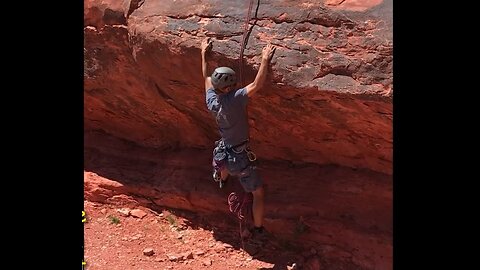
200,37 -> 275,238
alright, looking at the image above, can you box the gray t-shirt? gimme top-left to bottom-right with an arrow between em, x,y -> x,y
206,87 -> 249,146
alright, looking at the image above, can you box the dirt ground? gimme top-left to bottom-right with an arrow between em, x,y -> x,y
84,200 -> 305,270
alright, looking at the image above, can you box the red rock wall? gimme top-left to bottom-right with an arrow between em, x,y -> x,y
84,1 -> 392,269
84,0 -> 392,173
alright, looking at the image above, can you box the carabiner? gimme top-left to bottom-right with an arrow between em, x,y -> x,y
246,150 -> 256,162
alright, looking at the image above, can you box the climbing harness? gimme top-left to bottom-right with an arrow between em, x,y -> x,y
212,139 -> 257,188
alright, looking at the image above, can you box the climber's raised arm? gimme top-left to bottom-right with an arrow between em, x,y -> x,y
201,38 -> 213,91
245,43 -> 276,97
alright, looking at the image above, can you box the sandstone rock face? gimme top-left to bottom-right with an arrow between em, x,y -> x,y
84,0 -> 392,173
84,1 -> 392,269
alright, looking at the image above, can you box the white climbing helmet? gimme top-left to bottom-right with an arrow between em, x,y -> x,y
211,67 -> 237,89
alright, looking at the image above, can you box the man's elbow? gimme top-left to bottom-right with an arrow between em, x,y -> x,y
246,84 -> 259,96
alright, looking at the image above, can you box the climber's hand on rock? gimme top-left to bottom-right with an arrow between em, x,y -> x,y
262,43 -> 276,61
201,37 -> 213,53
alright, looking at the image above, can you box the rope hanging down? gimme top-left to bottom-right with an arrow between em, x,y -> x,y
239,0 -> 260,86
228,191 -> 253,250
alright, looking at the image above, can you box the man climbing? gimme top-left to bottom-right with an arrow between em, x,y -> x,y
200,37 -> 275,238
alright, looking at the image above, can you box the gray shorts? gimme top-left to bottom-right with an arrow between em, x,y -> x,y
224,148 -> 263,193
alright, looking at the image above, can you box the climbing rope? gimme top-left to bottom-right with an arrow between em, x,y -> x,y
239,0 -> 260,86
226,0 -> 261,251
228,191 -> 253,250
